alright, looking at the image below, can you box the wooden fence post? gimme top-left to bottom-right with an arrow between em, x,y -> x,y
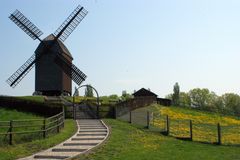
147,111 -> 150,129
217,123 -> 221,145
9,120 -> 13,145
62,107 -> 65,128
166,115 -> 170,135
129,111 -> 132,123
57,117 -> 60,133
190,120 -> 193,141
43,119 -> 46,138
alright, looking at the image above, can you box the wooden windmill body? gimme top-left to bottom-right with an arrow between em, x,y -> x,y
7,5 -> 88,96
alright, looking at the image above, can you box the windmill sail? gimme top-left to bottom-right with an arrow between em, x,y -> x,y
9,10 -> 43,41
54,54 -> 87,85
54,5 -> 88,42
6,53 -> 37,88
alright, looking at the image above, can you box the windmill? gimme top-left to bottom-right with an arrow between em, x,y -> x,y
6,5 -> 88,96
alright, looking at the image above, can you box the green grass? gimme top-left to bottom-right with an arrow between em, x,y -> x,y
75,119 -> 240,160
0,119 -> 76,160
0,108 -> 42,121
118,105 -> 240,145
16,96 -> 45,103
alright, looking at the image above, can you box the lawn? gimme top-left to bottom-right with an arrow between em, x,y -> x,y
74,119 -> 240,160
0,108 -> 42,121
16,96 -> 45,103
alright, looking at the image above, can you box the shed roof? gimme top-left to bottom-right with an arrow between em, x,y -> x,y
132,88 -> 158,97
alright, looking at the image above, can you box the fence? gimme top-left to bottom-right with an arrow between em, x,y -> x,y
117,110 -> 240,146
0,111 -> 64,145
65,104 -> 115,119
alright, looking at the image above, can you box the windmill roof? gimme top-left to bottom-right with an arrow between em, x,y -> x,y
43,34 -> 73,59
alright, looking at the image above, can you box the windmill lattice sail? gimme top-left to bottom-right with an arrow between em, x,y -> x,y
54,54 -> 87,86
9,10 -> 43,41
6,53 -> 37,88
54,5 -> 88,42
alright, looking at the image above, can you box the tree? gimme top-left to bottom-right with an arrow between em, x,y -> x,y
121,90 -> 133,101
85,85 -> 94,97
165,94 -> 173,100
73,86 -> 79,96
188,88 -> 218,111
179,92 -> 191,107
172,82 -> 180,106
221,93 -> 240,116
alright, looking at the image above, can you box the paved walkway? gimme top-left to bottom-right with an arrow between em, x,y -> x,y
19,119 -> 109,160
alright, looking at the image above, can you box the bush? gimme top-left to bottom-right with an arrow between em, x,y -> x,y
0,96 -> 62,117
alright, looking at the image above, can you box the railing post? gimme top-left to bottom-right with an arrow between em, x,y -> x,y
62,106 -> 65,126
147,111 -> 150,129
190,120 -> 193,141
62,112 -> 65,129
43,119 -> 46,138
9,120 -> 13,145
129,111 -> 132,123
166,115 -> 170,135
217,123 -> 221,145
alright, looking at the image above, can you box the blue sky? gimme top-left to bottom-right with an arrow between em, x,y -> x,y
0,0 -> 240,97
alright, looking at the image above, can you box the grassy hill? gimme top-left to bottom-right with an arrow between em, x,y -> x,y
73,105 -> 240,160
75,119 -> 240,160
121,104 -> 240,145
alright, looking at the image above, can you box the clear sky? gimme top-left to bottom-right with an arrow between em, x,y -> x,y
0,0 -> 240,97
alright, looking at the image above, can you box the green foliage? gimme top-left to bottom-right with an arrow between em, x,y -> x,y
85,85 -> 94,97
165,93 -> 173,100
75,119 -> 240,160
121,90 -> 133,101
172,82 -> 180,106
168,87 -> 240,116
73,86 -> 79,96
179,92 -> 191,107
0,96 -> 62,116
221,93 -> 240,116
0,108 -> 41,121
16,96 -> 44,103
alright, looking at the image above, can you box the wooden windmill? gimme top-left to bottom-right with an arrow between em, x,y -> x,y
6,5 -> 88,96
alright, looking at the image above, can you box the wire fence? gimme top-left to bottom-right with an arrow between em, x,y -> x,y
117,110 -> 240,146
0,111 -> 64,145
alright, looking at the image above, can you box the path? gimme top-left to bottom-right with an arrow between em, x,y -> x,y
19,119 -> 109,160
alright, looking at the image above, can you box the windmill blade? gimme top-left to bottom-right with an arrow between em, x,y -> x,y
6,53 -> 37,88
54,54 -> 87,86
54,5 -> 88,42
9,10 -> 43,41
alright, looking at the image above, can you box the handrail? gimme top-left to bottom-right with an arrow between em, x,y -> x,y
46,112 -> 63,121
12,119 -> 44,122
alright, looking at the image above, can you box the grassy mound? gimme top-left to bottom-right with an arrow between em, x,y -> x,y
118,104 -> 240,145
75,119 -> 240,160
0,108 -> 42,121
